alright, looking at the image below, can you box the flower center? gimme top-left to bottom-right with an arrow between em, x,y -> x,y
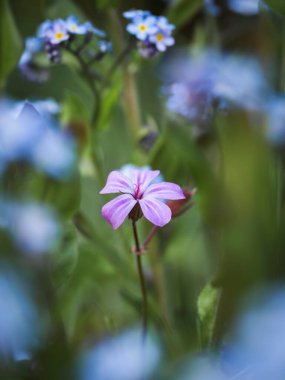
134,183 -> 143,199
70,25 -> 77,31
139,24 -> 147,32
156,33 -> 164,42
55,32 -> 64,40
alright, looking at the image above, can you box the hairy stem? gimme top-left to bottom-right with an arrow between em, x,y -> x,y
132,221 -> 148,339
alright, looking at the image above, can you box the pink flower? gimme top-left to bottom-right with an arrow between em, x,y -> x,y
100,168 -> 185,230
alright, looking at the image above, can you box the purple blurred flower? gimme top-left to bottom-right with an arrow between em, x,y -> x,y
100,167 -> 185,229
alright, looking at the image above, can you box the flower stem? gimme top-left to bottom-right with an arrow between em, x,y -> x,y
132,221 -> 148,339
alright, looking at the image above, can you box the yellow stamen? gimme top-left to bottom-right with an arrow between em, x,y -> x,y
139,24 -> 147,31
55,32 -> 64,40
156,33 -> 164,42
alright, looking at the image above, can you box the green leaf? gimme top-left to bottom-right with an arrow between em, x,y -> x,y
0,0 -> 22,86
197,283 -> 219,347
261,0 -> 285,16
167,0 -> 203,28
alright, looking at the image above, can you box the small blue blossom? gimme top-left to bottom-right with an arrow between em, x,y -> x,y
149,30 -> 175,52
156,16 -> 175,33
65,15 -> 89,35
124,10 -> 175,56
44,19 -> 69,44
126,16 -> 158,41
98,40 -> 112,53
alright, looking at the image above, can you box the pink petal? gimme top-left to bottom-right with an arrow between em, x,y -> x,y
139,197 -> 172,227
102,194 -> 137,230
100,171 -> 132,194
130,169 -> 160,193
143,182 -> 185,200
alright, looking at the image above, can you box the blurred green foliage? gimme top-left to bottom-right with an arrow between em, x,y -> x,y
2,0 -> 285,378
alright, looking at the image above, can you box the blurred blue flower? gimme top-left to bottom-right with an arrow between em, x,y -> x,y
5,203 -> 60,255
216,288 -> 285,380
164,50 -> 269,123
0,100 -> 76,179
178,356 -> 227,380
31,128 -> 76,179
228,0 -> 259,15
79,328 -> 161,380
0,101 -> 46,162
0,267 -> 40,359
164,51 -> 218,123
213,55 -> 268,111
12,98 -> 60,119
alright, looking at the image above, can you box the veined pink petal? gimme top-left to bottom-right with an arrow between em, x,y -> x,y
143,182 -> 185,200
99,171 -> 132,194
139,197 -> 172,227
130,169 -> 160,194
101,194 -> 137,230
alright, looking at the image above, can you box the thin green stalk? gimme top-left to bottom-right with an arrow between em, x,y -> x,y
132,221 -> 148,339
65,45 -> 101,126
107,9 -> 142,142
